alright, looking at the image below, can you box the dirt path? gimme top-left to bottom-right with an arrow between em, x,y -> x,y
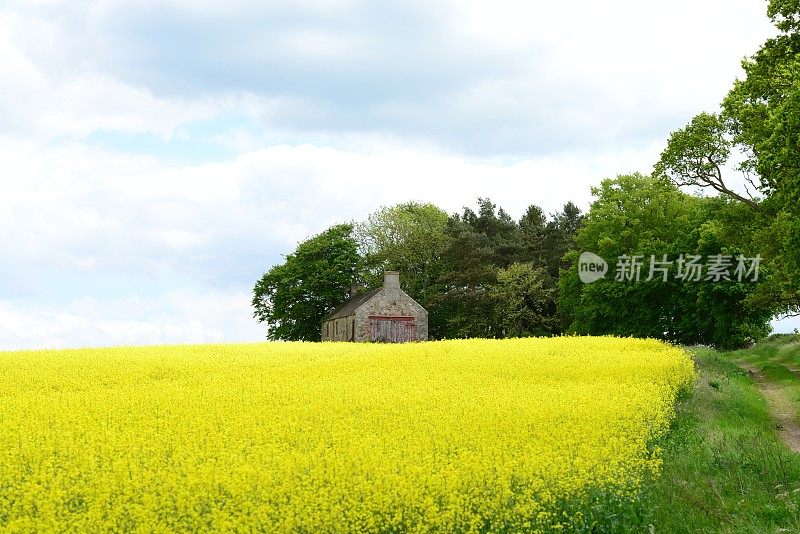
786,365 -> 800,377
739,362 -> 800,453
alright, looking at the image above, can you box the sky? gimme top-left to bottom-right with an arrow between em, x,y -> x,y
1,0 -> 797,350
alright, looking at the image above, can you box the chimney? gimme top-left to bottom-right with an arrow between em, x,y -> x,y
383,271 -> 400,290
349,283 -> 363,297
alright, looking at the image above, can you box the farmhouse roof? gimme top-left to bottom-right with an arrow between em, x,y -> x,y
322,288 -> 381,321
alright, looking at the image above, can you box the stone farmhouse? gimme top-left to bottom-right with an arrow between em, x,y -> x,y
321,272 -> 428,342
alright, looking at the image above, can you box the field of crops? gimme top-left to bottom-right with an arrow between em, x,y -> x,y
0,337 -> 694,532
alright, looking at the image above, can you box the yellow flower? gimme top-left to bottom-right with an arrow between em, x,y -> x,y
0,337 -> 694,532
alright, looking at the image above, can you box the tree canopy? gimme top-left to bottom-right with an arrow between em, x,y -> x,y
252,224 -> 362,341
655,0 -> 800,318
558,174 -> 772,348
431,198 -> 579,339
354,202 -> 449,306
252,199 -> 582,342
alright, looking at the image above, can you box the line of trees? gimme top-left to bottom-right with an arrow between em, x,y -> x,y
253,174 -> 774,348
252,199 -> 583,341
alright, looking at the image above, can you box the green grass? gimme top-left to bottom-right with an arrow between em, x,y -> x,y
733,334 -> 800,408
733,333 -> 800,370
641,345 -> 800,532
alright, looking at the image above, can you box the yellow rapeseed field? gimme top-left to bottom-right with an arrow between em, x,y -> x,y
0,337 -> 694,532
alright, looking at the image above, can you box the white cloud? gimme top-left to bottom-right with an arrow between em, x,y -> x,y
276,30 -> 366,60
1,0 -> 776,155
0,132 -> 658,298
0,289 -> 265,351
0,11 -> 290,142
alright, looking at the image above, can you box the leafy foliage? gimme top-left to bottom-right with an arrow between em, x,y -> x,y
558,174 -> 772,348
491,263 -> 557,337
354,202 -> 448,305
432,199 -> 578,339
654,113 -> 759,209
252,224 -> 361,341
655,0 -> 800,316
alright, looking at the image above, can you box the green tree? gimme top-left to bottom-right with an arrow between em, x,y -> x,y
491,263 -> 558,337
558,174 -> 771,348
655,0 -> 800,318
432,199 -> 526,338
543,201 -> 585,277
252,224 -> 362,341
654,113 -> 759,209
721,0 -> 800,316
433,208 -> 498,339
519,204 -> 549,268
354,202 -> 448,305
433,198 -> 581,339
723,0 -> 800,199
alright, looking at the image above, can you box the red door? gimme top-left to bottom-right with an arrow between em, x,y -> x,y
369,316 -> 416,342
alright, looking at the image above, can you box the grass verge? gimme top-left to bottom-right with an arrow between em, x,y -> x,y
642,346 -> 800,532
733,333 -> 800,411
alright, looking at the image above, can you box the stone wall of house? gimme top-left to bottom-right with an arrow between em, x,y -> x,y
321,272 -> 428,343
353,286 -> 428,342
322,315 -> 356,341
